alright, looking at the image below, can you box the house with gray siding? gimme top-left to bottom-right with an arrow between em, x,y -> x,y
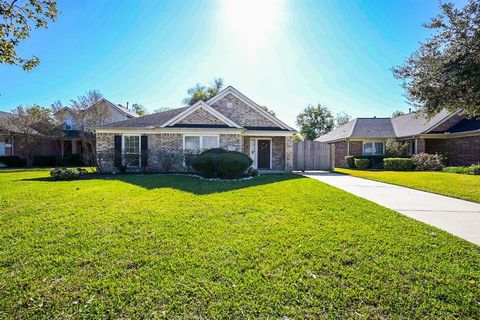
94,86 -> 296,172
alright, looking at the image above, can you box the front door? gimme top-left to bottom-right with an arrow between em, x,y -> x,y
257,139 -> 271,169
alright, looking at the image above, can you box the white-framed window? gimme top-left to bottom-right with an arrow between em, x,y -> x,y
122,135 -> 141,167
363,141 -> 384,155
64,118 -> 73,130
183,135 -> 219,153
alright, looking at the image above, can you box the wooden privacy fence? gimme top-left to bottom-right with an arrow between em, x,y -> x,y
293,141 -> 332,171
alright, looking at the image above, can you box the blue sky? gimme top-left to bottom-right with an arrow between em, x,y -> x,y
0,0 -> 466,127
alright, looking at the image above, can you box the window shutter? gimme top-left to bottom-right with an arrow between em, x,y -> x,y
141,135 -> 148,168
114,135 -> 122,167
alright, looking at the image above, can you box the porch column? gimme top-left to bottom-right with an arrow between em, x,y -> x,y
71,140 -> 77,154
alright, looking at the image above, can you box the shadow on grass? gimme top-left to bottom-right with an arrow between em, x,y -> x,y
20,173 -> 306,195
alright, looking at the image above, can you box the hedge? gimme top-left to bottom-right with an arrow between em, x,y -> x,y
0,156 -> 27,167
191,148 -> 253,179
384,158 -> 414,171
354,158 -> 370,169
443,164 -> 480,175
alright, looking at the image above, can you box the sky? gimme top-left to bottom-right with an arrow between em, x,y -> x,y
0,0 -> 467,128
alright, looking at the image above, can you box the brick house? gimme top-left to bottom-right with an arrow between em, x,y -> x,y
0,111 -> 14,157
316,110 -> 480,167
94,86 -> 296,172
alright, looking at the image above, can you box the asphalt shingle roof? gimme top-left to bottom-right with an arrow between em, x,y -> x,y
97,107 -> 188,128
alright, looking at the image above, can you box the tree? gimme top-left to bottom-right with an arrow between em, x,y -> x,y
385,138 -> 410,157
391,110 -> 405,117
0,105 -> 56,166
292,134 -> 302,142
1,0 -> 58,70
392,0 -> 480,117
131,103 -> 148,116
335,112 -> 351,127
296,104 -> 335,140
183,78 -> 224,106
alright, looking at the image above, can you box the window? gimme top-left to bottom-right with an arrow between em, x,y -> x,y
183,135 -> 219,152
363,141 -> 384,155
64,118 -> 73,130
123,135 -> 140,167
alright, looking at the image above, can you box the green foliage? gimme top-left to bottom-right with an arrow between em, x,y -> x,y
49,167 -> 86,180
292,134 -> 302,143
391,110 -> 405,117
183,78 -> 224,106
337,168 -> 480,203
393,0 -> 480,117
384,158 -> 414,171
385,138 -> 410,157
192,149 -> 253,179
1,170 -> 479,318
0,0 -> 58,70
354,158 -> 370,169
296,104 -> 334,140
443,165 -> 480,175
247,167 -> 259,177
131,103 -> 148,116
0,156 -> 27,167
412,153 -> 444,171
335,111 -> 351,127
32,155 -> 57,167
345,156 -> 355,168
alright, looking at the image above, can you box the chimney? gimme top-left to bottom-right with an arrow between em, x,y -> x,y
409,108 -> 412,113
373,116 -> 376,119
126,102 -> 129,110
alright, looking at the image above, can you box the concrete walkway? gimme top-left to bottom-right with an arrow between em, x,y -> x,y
301,172 -> 480,246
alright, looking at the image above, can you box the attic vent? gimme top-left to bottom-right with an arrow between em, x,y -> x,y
226,102 -> 233,108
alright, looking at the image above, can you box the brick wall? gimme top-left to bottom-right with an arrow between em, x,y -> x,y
243,136 -> 291,170
219,134 -> 242,151
210,93 -> 277,127
334,141 -> 348,167
349,141 -> 363,156
431,114 -> 464,132
426,136 -> 480,166
177,107 -> 224,125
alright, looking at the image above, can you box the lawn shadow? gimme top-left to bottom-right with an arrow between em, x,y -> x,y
20,173 -> 307,195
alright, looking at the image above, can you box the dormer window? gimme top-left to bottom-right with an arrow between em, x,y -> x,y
64,119 -> 73,130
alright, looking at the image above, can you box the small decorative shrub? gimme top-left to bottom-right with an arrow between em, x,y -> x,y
158,150 -> 183,173
354,158 -> 370,169
65,154 -> 85,166
0,156 -> 27,167
385,138 -> 410,157
443,164 -> 480,175
192,148 -> 253,179
345,156 -> 355,168
412,153 -> 444,171
50,168 -> 86,180
33,155 -> 57,167
384,158 -> 414,171
247,167 -> 259,177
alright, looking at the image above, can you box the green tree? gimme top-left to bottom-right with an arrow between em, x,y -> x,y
154,107 -> 172,113
391,110 -> 405,117
335,111 -> 351,127
296,104 -> 334,140
393,0 -> 480,117
183,78 -> 224,106
1,0 -> 58,70
131,103 -> 148,116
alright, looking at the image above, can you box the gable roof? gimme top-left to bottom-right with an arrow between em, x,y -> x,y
0,111 -> 13,118
54,99 -> 140,118
97,107 -> 188,128
317,110 -> 468,142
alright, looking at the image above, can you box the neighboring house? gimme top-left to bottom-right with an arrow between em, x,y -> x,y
94,86 -> 296,172
0,111 -> 14,157
317,110 -> 480,167
54,99 -> 139,156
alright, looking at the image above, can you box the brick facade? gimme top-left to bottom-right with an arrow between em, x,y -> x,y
177,108 -> 224,125
244,136 -> 291,170
334,141 -> 348,167
425,136 -> 480,166
349,141 -> 363,156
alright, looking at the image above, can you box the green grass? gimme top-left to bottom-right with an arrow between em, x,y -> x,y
336,168 -> 480,203
0,169 -> 479,319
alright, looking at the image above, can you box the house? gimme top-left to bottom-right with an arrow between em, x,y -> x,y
0,111 -> 14,157
94,86 -> 296,172
317,110 -> 480,167
54,99 -> 139,157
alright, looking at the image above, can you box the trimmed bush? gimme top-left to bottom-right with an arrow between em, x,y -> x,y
345,156 -> 355,168
0,156 -> 27,167
247,167 -> 259,177
354,158 -> 370,169
443,164 -> 480,175
66,153 -> 85,166
412,153 -> 444,171
192,149 -> 253,179
50,168 -> 86,180
33,155 -> 57,167
384,158 -> 414,171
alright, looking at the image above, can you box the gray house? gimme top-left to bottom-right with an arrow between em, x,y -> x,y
94,86 -> 296,172
317,110 -> 480,167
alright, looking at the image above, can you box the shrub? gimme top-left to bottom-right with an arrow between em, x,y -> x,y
443,164 -> 480,175
385,138 -> 410,157
158,150 -> 183,173
192,150 -> 253,179
345,156 -> 355,168
354,158 -> 370,169
412,153 -> 444,171
33,155 -> 57,167
384,158 -> 414,171
50,168 -> 86,180
201,148 -> 227,155
247,167 -> 259,177
66,153 -> 85,166
0,156 -> 27,167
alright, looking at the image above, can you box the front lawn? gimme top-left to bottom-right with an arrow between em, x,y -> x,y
336,168 -> 480,203
0,170 -> 479,318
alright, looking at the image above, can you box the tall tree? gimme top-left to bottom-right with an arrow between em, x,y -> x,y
183,78 -> 224,106
154,106 -> 172,113
391,110 -> 405,117
296,104 -> 335,140
0,105 -> 56,166
0,0 -> 58,70
335,111 -> 351,127
131,103 -> 148,116
393,0 -> 480,117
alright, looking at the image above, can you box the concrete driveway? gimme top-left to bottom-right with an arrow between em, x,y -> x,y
301,171 -> 480,246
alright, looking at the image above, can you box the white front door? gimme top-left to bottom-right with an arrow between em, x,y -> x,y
249,138 -> 257,169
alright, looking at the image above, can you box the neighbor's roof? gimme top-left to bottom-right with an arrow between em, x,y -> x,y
97,107 -> 188,128
316,110 -> 465,142
0,111 -> 13,118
